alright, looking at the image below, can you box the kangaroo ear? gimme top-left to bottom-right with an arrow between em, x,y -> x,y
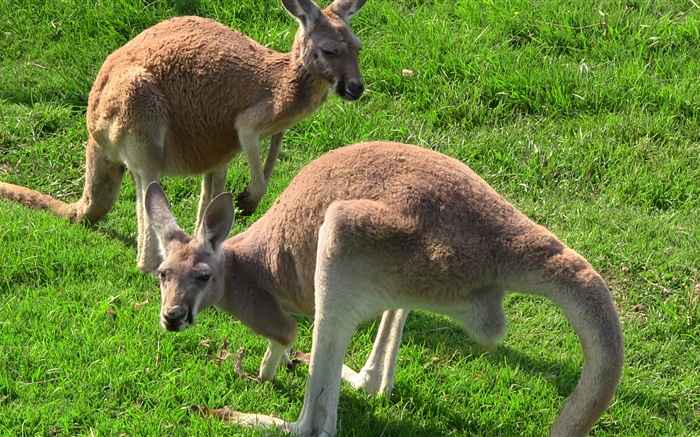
328,0 -> 367,22
145,182 -> 187,255
282,0 -> 322,32
197,192 -> 234,253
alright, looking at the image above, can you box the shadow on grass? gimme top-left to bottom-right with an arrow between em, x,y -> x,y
95,223 -> 138,251
179,309 -> 696,435
0,88 -> 88,112
169,0 -> 202,16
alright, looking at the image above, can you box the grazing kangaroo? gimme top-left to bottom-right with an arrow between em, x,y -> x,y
0,0 -> 367,273
145,142 -> 623,437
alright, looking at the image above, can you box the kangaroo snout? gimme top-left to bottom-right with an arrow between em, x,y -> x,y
161,307 -> 192,332
336,79 -> 364,100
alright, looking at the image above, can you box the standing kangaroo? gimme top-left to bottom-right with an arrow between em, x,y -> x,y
0,0 -> 367,273
145,142 -> 624,437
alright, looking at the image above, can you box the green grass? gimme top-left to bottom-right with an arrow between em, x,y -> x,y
1,0 -> 699,435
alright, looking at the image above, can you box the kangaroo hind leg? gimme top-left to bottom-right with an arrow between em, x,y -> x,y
342,308 -> 409,397
69,135 -> 126,224
195,165 -> 228,237
0,135 -> 123,221
89,66 -> 170,272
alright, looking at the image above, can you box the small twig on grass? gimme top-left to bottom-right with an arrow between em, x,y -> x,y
533,19 -> 602,30
688,274 -> 700,313
19,377 -> 60,386
155,340 -> 161,368
133,299 -> 149,312
532,11 -> 609,38
445,349 -> 459,366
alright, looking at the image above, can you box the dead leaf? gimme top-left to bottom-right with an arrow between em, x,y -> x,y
633,303 -> 648,312
203,337 -> 233,365
234,346 -> 257,380
199,337 -> 216,347
134,300 -> 149,311
191,405 -> 242,423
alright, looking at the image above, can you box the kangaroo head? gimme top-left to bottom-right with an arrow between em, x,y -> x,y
284,0 -> 367,100
145,183 -> 234,332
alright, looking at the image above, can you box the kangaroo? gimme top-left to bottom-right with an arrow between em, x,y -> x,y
0,0 -> 367,273
145,142 -> 624,437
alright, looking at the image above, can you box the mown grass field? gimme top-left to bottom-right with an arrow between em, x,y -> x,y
1,0 -> 699,435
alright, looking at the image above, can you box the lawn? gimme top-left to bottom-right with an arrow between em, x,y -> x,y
1,0 -> 699,435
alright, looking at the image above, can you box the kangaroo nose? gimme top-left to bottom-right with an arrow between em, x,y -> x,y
336,79 -> 364,100
162,308 -> 188,331
346,80 -> 364,100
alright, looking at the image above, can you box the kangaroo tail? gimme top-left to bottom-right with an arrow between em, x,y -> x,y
543,249 -> 624,437
0,181 -> 77,220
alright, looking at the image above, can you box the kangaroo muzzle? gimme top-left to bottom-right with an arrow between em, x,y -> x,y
335,78 -> 364,100
161,306 -> 194,331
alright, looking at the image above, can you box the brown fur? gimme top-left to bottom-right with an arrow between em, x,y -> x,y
0,0 -> 367,273
146,141 -> 623,436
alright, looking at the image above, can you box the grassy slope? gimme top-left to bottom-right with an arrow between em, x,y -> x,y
1,0 -> 699,435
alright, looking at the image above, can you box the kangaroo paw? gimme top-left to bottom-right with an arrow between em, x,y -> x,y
236,190 -> 260,216
288,348 -> 311,369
